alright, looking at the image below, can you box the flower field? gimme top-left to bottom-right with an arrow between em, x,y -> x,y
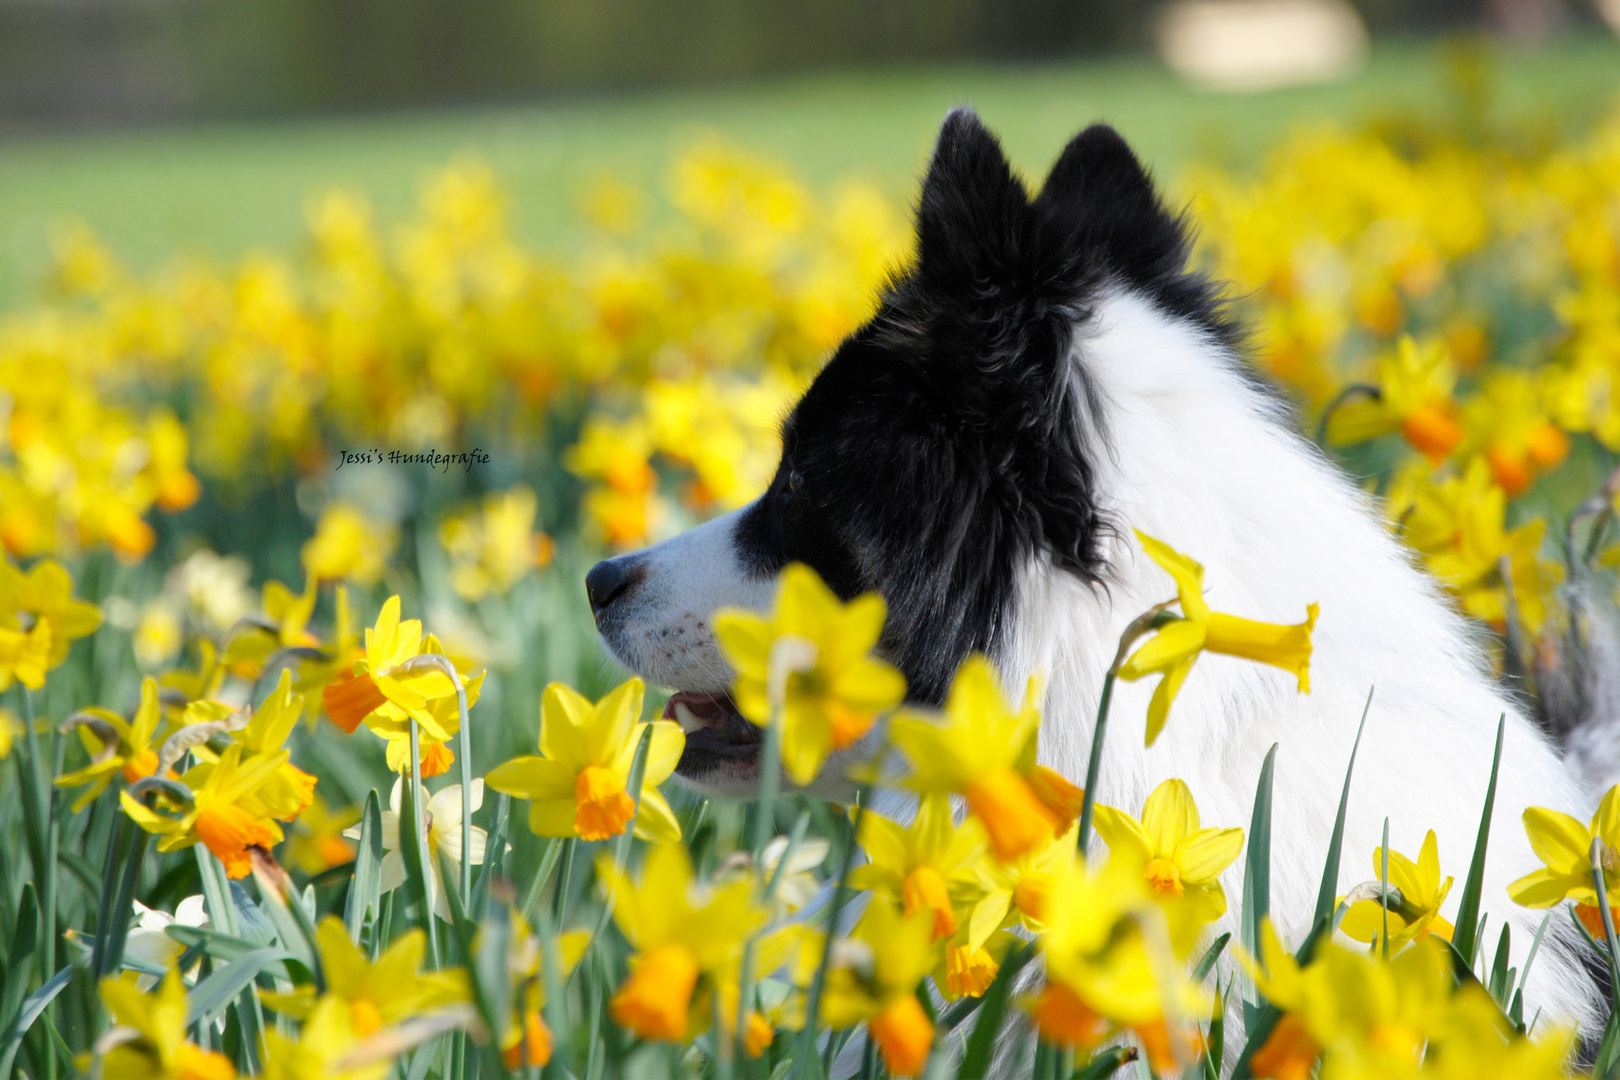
7,61 -> 1620,1079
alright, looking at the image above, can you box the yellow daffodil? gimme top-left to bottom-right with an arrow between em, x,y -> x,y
889,655 -> 1081,862
259,994 -> 382,1080
1340,830 -> 1455,951
56,675 -> 166,811
341,778 -> 489,923
0,707 -> 17,760
1034,856 -> 1207,1074
967,820 -> 1077,952
713,562 -> 906,786
598,842 -> 767,1042
1461,368 -> 1570,496
221,573 -> 320,676
261,916 -> 469,1034
850,793 -> 988,945
1327,335 -> 1464,464
1093,778 -> 1245,930
284,792 -> 361,875
0,620 -> 50,692
1422,984 -> 1573,1080
491,914 -> 589,1069
821,899 -> 939,1078
1508,783 -> 1620,937
440,485 -> 551,601
225,670 -> 318,821
0,556 -> 103,669
301,502 -> 397,585
121,741 -> 289,878
1390,456 -> 1561,634
98,968 -> 236,1080
1120,531 -> 1317,745
487,678 -> 683,842
320,598 -> 481,773
1235,918 -> 1560,1080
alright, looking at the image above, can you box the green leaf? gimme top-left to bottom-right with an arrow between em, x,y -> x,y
1450,714 -> 1505,964
1488,923 -> 1513,1007
1075,1045 -> 1139,1078
471,791 -> 510,922
186,948 -> 299,1026
164,924 -> 310,983
0,966 -> 71,1080
345,789 -> 385,944
1239,743 -> 1278,1032
0,884 -> 38,1041
1314,688 -> 1373,928
957,940 -> 1037,1080
1192,932 -> 1230,984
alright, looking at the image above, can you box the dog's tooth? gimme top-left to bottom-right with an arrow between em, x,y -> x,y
674,702 -> 703,734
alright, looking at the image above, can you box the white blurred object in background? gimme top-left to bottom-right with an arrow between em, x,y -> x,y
1156,0 -> 1370,92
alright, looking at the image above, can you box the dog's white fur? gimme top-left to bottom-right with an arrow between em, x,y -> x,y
603,284 -> 1602,1036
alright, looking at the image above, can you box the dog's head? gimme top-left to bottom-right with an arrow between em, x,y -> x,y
585,109 -> 1229,796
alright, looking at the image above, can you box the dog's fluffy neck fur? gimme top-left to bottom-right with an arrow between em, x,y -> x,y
1002,284 -> 1597,1033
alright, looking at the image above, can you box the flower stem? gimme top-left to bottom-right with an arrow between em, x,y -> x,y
797,784 -> 869,1080
737,701 -> 784,1068
1077,605 -> 1178,858
407,718 -> 441,968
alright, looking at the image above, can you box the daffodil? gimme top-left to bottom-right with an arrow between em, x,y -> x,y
122,896 -> 208,990
220,669 -> 318,821
1508,783 -> 1620,937
966,820 -> 1076,949
56,675 -> 166,811
301,502 -> 397,584
820,899 -> 939,1078
320,599 -> 483,776
261,916 -> 469,1035
120,741 -> 288,878
221,573 -> 320,676
491,914 -> 589,1069
440,485 -> 550,601
1461,368 -> 1570,496
97,968 -> 236,1080
0,556 -> 103,669
889,655 -> 1081,862
1326,336 -> 1464,464
1093,778 -> 1244,930
341,777 -> 489,922
1390,456 -> 1561,634
486,678 -> 683,842
757,831 -> 831,917
1234,918 -> 1543,1080
713,562 -> 906,786
1034,855 -> 1208,1074
1120,531 -> 1317,745
1340,830 -> 1454,951
598,842 -> 767,1042
284,792 -> 362,875
850,793 -> 987,944
0,620 -> 50,691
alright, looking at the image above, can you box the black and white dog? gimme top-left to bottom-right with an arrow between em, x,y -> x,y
585,110 -> 1599,1033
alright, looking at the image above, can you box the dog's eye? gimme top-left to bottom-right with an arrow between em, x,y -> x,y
787,468 -> 803,493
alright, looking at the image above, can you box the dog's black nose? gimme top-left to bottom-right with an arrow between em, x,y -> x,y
585,557 -> 644,617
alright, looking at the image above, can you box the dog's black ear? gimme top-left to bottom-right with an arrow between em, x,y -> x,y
915,108 -> 1030,289
1034,123 -> 1191,287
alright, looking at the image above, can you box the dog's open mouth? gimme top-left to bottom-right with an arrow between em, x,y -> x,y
664,690 -> 761,775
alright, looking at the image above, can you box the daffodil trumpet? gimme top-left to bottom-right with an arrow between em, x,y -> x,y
1076,604 -> 1181,857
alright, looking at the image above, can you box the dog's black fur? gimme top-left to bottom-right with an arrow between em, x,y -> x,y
734,109 -> 1233,705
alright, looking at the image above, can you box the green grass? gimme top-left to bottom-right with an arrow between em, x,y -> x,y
1,35 -> 1618,306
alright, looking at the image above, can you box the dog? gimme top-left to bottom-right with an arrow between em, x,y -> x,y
584,108 -> 1602,1040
